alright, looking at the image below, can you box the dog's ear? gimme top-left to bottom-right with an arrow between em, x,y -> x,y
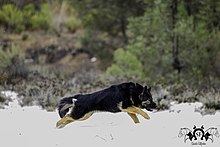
144,86 -> 148,91
144,86 -> 151,92
148,86 -> 151,92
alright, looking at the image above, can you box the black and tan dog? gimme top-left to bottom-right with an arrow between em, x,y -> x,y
56,82 -> 156,128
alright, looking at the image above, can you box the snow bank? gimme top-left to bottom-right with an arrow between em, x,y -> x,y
0,91 -> 219,147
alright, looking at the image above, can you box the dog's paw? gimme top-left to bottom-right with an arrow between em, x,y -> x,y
134,120 -> 140,123
56,123 -> 66,129
56,120 -> 66,129
56,115 -> 74,129
143,113 -> 150,120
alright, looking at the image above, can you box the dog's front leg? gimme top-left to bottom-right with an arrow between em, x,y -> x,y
78,112 -> 94,121
56,114 -> 74,128
122,106 -> 150,120
127,112 -> 140,123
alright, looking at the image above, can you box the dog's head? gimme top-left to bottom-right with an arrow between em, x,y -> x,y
138,85 -> 157,111
121,82 -> 157,111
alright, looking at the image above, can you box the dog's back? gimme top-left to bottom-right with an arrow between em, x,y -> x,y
57,84 -> 128,118
58,86 -> 120,117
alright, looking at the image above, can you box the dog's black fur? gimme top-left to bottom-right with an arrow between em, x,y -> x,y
58,82 -> 156,120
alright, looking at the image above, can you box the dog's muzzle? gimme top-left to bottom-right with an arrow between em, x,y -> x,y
142,101 -> 157,111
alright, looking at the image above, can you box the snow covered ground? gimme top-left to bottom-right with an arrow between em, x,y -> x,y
0,91 -> 220,147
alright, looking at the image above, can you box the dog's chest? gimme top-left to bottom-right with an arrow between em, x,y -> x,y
117,98 -> 134,110
117,102 -> 123,110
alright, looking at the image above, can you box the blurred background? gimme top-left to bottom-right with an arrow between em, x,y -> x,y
0,0 -> 219,113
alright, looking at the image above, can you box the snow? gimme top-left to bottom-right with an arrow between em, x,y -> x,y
0,91 -> 220,147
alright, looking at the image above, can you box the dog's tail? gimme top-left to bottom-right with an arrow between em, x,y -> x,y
58,96 -> 77,118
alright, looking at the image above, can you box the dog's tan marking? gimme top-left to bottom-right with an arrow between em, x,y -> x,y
127,112 -> 140,123
56,114 -> 74,128
130,97 -> 134,105
78,112 -> 94,121
121,106 -> 150,119
56,112 -> 94,128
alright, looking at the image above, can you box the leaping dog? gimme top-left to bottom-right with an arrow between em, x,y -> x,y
56,82 -> 157,128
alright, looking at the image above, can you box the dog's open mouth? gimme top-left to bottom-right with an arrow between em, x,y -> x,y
146,108 -> 153,111
145,104 -> 157,112
141,105 -> 156,111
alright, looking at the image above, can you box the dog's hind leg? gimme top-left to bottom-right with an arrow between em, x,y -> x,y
56,114 -> 74,128
122,106 -> 150,120
56,112 -> 94,128
127,112 -> 140,123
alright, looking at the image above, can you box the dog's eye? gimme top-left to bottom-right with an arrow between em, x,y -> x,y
146,100 -> 151,104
